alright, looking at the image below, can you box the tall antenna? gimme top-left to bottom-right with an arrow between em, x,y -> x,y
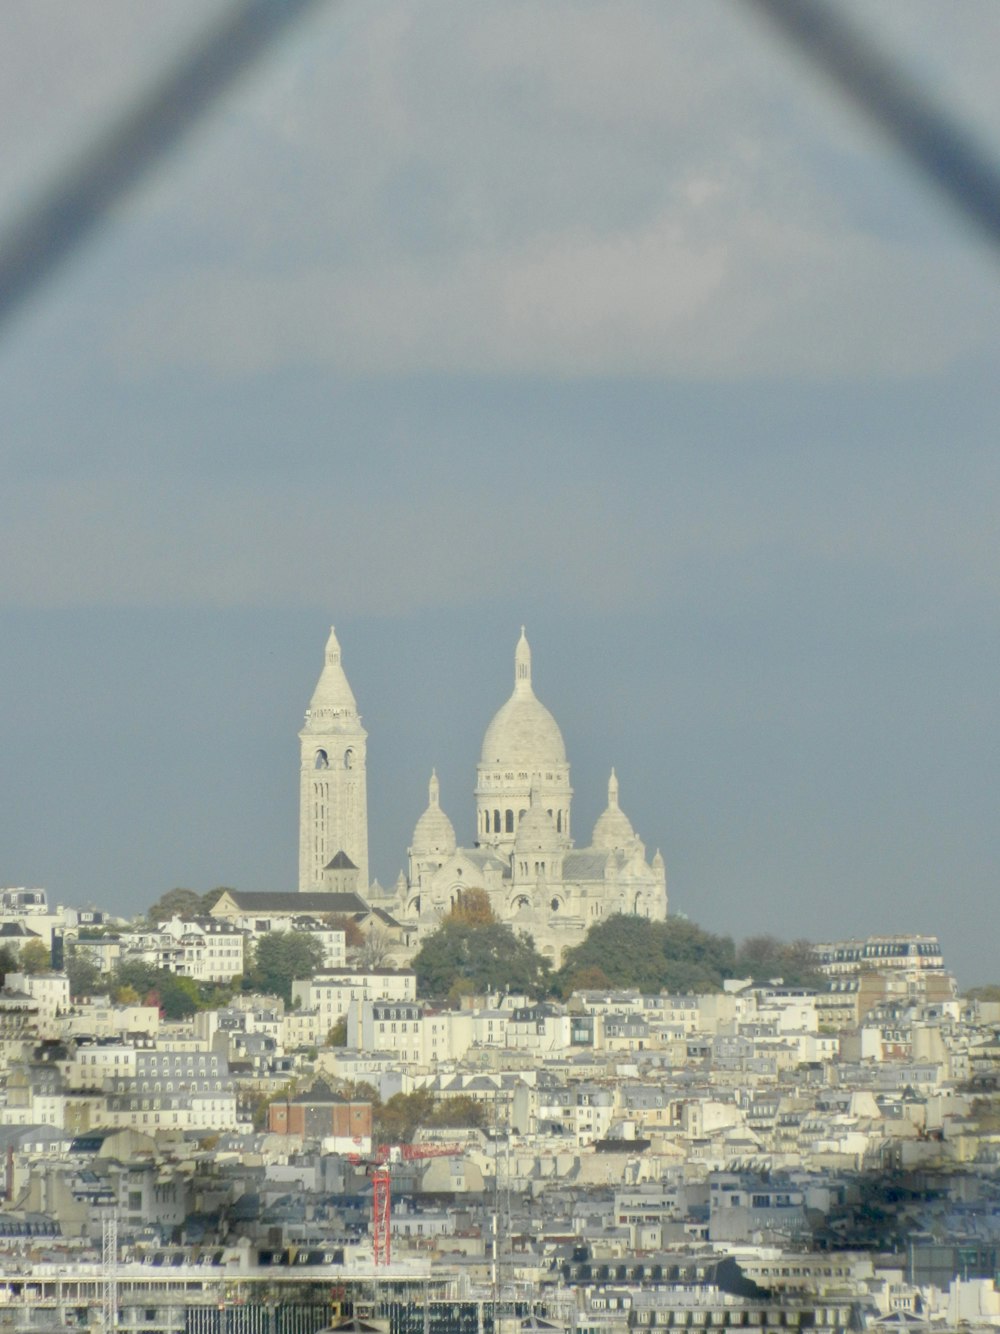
491,1087 -> 512,1327
101,1209 -> 118,1334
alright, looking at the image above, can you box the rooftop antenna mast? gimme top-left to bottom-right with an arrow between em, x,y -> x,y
491,1088 -> 511,1329
101,1208 -> 118,1334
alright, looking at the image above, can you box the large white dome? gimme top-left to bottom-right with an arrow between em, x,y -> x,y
480,629 -> 566,767
481,693 -> 566,767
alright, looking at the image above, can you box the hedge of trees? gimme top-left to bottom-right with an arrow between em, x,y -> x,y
412,908 -> 823,1002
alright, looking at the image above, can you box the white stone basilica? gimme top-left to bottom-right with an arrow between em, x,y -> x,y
299,627 -> 667,964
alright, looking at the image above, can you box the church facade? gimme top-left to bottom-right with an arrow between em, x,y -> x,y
298,627 -> 667,965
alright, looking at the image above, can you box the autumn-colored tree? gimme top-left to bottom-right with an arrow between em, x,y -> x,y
375,1088 -> 436,1143
446,887 -> 496,927
322,914 -> 365,949
561,963 -> 612,996
426,1095 -> 485,1129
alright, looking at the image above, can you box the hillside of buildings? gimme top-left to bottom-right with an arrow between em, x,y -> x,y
2,883 -> 1000,1334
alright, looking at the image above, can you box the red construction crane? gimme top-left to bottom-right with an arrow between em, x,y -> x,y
349,1142 -> 464,1266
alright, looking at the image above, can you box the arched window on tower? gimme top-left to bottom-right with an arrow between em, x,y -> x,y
505,810 -> 514,833
556,811 -> 563,833
494,809 -> 501,833
314,749 -> 329,769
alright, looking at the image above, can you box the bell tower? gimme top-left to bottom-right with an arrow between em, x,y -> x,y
298,627 -> 369,891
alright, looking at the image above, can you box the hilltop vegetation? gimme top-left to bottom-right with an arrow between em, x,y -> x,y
412,900 -> 823,1003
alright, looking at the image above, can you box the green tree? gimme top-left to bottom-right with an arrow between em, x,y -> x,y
115,959 -> 161,999
200,887 -> 233,914
375,1088 -> 436,1144
250,932 -> 325,1002
735,935 -> 822,987
965,985 -> 1000,1003
18,939 -> 51,974
147,888 -> 204,924
65,944 -> 103,997
413,920 -> 550,1001
426,1095 -> 486,1130
555,915 -> 735,997
0,944 -> 20,986
152,973 -> 201,1019
327,1017 -> 348,1046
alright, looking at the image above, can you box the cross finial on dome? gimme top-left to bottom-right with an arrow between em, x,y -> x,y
429,769 -> 440,807
515,626 -> 531,691
608,768 -> 619,808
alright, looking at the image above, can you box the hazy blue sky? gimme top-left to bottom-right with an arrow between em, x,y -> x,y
2,2 -> 999,983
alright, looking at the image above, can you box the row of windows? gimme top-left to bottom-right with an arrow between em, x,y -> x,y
480,807 -> 568,834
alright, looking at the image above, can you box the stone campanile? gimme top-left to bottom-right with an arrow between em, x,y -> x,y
298,627 -> 368,891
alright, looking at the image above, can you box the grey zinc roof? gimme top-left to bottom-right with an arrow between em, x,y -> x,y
562,850 -> 615,879
324,850 -> 358,870
220,890 -> 370,914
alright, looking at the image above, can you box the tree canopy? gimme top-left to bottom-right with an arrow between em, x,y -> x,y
18,939 -> 51,974
0,944 -> 20,987
556,915 -> 736,996
321,914 -> 365,949
413,919 -> 550,1002
734,935 -> 823,987
373,1089 -> 486,1144
65,944 -> 103,997
554,916 -> 823,996
445,887 -> 496,927
249,931 -> 325,1002
146,887 -> 231,924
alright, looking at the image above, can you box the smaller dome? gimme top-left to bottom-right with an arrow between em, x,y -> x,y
592,769 -> 637,851
411,771 -> 456,856
515,787 -> 560,853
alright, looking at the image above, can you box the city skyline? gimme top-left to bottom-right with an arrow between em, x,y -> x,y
2,3 -> 999,984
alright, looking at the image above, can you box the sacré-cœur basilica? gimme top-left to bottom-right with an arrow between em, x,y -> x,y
298,626 -> 667,967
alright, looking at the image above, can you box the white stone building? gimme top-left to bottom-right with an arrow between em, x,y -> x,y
291,967 -> 417,1034
119,917 -> 245,983
296,626 -> 668,966
395,630 -> 667,964
346,997 -> 475,1066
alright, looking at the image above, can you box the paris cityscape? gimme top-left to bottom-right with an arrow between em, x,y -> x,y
3,5 -> 1000,1334
1,625 -> 999,1334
